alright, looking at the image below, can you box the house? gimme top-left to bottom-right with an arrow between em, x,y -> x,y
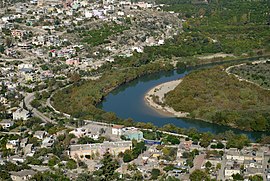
66,58 -> 80,66
0,119 -> 14,128
10,169 -> 36,181
8,155 -> 25,163
18,64 -> 34,73
112,125 -> 124,136
0,97 -> 8,104
224,161 -> 241,179
122,128 -> 143,141
23,144 -> 34,156
33,131 -> 47,140
70,128 -> 94,138
41,136 -> 54,148
8,139 -> 19,146
20,138 -> 28,148
17,42 -> 32,49
6,143 -> 15,150
69,124 -> 108,140
11,30 -> 26,39
12,108 -> 30,121
69,141 -> 132,160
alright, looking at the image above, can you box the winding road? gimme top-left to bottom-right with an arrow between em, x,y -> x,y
23,92 -> 56,124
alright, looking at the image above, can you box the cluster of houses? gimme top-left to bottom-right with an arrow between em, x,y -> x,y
0,0 -> 181,73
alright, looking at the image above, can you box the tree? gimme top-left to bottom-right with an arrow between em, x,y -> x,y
94,152 -> 119,180
132,171 -> 143,180
216,142 -> 224,149
0,45 -> 4,53
199,133 -> 213,148
166,135 -> 180,145
248,175 -> 263,181
31,171 -> 70,181
66,159 -> 77,170
5,37 -> 12,47
48,156 -> 60,167
232,173 -> 244,180
123,150 -> 133,163
151,168 -> 161,180
205,161 -> 212,169
216,163 -> 221,170
0,170 -> 11,181
76,173 -> 94,181
189,170 -> 210,181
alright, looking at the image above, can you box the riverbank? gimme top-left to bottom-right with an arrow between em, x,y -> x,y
144,79 -> 189,117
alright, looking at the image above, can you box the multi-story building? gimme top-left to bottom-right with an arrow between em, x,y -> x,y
69,141 -> 132,160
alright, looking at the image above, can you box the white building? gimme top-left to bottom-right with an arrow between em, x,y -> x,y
69,128 -> 98,140
112,125 -> 124,136
12,108 -> 30,121
41,136 -> 54,148
85,10 -> 93,18
0,120 -> 14,128
33,131 -> 47,140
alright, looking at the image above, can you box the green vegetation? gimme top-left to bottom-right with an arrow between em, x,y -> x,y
151,168 -> 161,180
165,66 -> 270,131
189,169 -> 210,181
79,24 -> 128,46
122,141 -> 146,163
230,61 -> 270,89
93,152 -> 120,180
161,147 -> 177,161
155,0 -> 270,56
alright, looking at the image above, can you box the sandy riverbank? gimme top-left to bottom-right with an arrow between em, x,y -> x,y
144,79 -> 189,117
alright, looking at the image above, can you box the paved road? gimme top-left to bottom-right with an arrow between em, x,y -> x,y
217,152 -> 226,180
24,92 -> 56,124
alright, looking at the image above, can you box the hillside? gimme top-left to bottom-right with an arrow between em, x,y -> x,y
164,66 -> 270,131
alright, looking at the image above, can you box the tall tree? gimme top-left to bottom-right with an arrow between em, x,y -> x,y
94,151 -> 119,180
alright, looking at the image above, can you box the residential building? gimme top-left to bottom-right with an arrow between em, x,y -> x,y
122,128 -> 143,141
41,136 -> 54,148
33,131 -> 47,140
10,169 -> 36,181
20,138 -> 28,148
224,161 -> 241,179
0,119 -> 14,128
66,58 -> 80,66
12,108 -> 30,121
11,30 -> 26,39
69,141 -> 132,160
112,125 -> 124,136
23,144 -> 34,156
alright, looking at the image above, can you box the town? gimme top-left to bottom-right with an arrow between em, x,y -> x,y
0,0 -> 270,180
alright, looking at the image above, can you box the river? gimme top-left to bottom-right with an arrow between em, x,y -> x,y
99,60 -> 269,141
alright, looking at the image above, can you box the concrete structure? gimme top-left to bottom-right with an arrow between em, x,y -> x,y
0,119 -> 14,128
226,148 -> 245,162
69,141 -> 132,160
122,128 -> 143,141
33,131 -> 47,140
224,161 -> 241,179
23,144 -> 33,156
10,169 -> 36,181
41,136 -> 54,148
20,138 -> 28,148
12,108 -> 30,121
112,125 -> 124,136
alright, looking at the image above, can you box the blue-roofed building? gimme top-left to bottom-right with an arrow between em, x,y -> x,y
144,139 -> 162,145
